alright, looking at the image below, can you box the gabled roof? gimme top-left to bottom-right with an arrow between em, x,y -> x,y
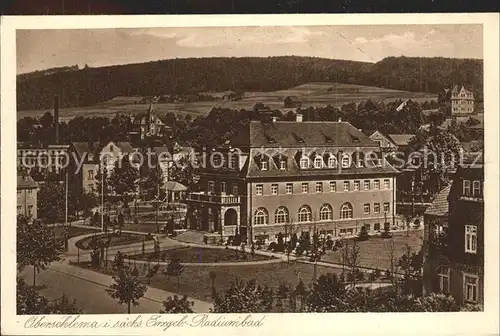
164,181 -> 187,191
17,174 -> 39,189
388,134 -> 415,147
424,184 -> 452,217
116,142 -> 134,153
285,96 -> 301,102
72,142 -> 99,158
229,121 -> 379,148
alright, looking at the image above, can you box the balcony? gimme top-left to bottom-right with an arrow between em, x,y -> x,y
187,192 -> 241,205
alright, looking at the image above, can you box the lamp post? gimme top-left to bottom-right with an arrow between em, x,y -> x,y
100,164 -> 104,232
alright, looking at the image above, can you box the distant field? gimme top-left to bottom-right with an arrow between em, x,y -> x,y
17,82 -> 437,121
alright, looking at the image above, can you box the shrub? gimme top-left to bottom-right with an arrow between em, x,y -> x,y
267,242 -> 277,252
357,225 -> 370,241
133,218 -> 139,225
355,269 -> 365,281
384,269 -> 392,279
374,268 -> 381,279
203,236 -> 208,245
368,271 -> 377,281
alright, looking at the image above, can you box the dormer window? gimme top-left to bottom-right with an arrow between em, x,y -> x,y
314,156 -> 323,169
341,154 -> 351,168
280,160 -> 287,170
328,156 -> 337,168
300,157 -> 309,169
261,160 -> 269,171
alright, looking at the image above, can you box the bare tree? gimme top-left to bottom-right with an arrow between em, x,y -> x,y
347,239 -> 361,287
384,238 -> 397,286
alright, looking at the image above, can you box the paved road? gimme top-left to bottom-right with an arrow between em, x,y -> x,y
19,262 -> 212,314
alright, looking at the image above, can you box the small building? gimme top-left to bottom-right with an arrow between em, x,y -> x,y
367,130 -> 398,153
451,85 -> 475,117
72,142 -> 100,194
100,141 -> 135,176
284,96 -> 302,108
164,181 -> 187,203
387,134 -> 416,152
129,103 -> 171,141
17,174 -> 39,219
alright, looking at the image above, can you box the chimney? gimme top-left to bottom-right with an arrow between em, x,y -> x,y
296,113 -> 303,122
54,96 -> 60,144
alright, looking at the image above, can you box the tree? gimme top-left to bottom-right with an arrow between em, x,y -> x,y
168,155 -> 198,190
212,279 -> 274,313
357,225 -> 370,241
142,163 -> 164,201
397,245 -> 424,295
341,239 -> 361,287
307,273 -> 346,312
294,279 -> 308,312
209,271 -> 217,296
108,155 -> 139,199
384,238 -> 398,285
37,182 -> 65,223
112,251 -> 125,271
106,268 -> 147,314
165,258 -> 184,291
160,295 -> 194,313
17,217 -> 62,287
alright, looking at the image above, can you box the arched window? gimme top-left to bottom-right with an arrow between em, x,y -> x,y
314,156 -> 323,169
340,203 -> 353,219
298,205 -> 312,222
328,156 -> 337,168
341,154 -> 351,168
254,208 -> 268,225
275,207 -> 289,224
436,266 -> 450,293
319,204 -> 333,221
300,156 -> 309,169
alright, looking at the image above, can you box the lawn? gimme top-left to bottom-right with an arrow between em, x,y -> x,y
127,246 -> 274,263
150,261 -> 340,302
321,230 -> 424,271
75,232 -> 150,250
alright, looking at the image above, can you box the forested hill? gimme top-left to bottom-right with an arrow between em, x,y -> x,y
17,56 -> 483,110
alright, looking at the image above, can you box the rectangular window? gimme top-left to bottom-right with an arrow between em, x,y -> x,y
271,184 -> 278,195
383,202 -> 390,213
365,224 -> 371,231
339,228 -> 347,235
261,160 -> 268,171
315,182 -> 323,193
364,180 -> 370,191
472,180 -> 481,197
280,160 -> 287,170
256,184 -> 263,196
17,190 -> 21,195
28,205 -> 33,216
220,182 -> 227,193
374,180 -> 380,190
364,203 -> 370,215
384,179 -> 390,189
27,189 -> 33,195
343,181 -> 350,192
465,225 -> 477,253
230,156 -> 237,169
329,181 -> 336,192
464,274 -> 478,303
301,182 -> 309,194
232,185 -> 238,195
286,183 -> 293,194
438,268 -> 450,293
354,181 -> 360,191
88,169 -> 94,180
374,223 -> 381,231
374,203 -> 380,214
208,181 -> 215,193
463,180 -> 471,197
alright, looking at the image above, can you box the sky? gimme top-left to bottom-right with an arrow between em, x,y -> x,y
17,24 -> 483,74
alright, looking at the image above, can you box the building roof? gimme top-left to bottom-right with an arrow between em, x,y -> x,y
116,142 -> 134,153
361,129 -> 376,137
17,174 -> 39,189
424,184 -> 452,217
164,181 -> 187,191
229,121 -> 379,148
387,134 -> 415,147
152,147 -> 171,156
285,96 -> 301,102
421,109 -> 439,116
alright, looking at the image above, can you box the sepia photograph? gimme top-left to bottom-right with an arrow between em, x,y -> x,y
1,14 -> 499,336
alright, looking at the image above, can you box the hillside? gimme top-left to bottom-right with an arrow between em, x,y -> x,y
16,56 -> 483,110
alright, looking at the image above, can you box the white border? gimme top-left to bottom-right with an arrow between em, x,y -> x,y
2,14 -> 499,336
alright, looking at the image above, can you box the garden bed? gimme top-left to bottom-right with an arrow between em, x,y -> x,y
75,232 -> 150,250
127,246 -> 274,263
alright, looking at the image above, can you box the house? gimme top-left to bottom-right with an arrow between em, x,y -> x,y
17,174 -> 39,219
186,115 -> 399,244
284,96 -> 302,108
423,157 -> 484,305
367,130 -> 398,153
164,181 -> 187,203
129,103 -> 171,141
17,143 -> 73,179
387,134 -> 416,152
72,142 -> 100,194
451,85 -> 475,118
99,141 -> 135,176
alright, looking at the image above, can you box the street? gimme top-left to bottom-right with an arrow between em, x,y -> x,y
19,262 -> 212,314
